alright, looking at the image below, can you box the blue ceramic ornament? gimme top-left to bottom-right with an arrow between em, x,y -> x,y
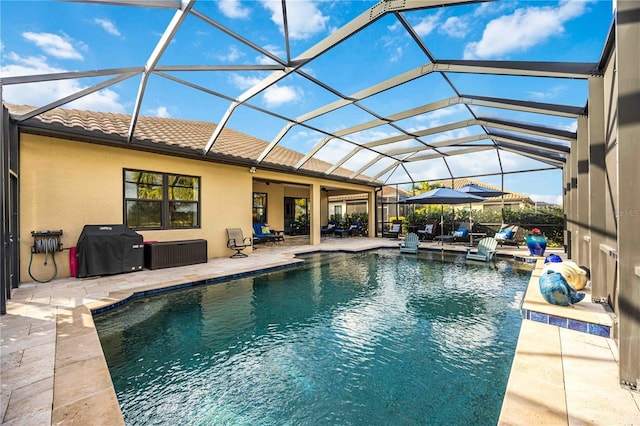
544,254 -> 563,264
539,270 -> 585,306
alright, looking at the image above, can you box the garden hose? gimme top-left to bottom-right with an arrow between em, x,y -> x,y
28,237 -> 60,283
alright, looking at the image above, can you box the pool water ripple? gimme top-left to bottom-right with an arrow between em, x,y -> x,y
95,251 -> 531,425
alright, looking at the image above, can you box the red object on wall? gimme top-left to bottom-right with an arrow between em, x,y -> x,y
69,246 -> 78,278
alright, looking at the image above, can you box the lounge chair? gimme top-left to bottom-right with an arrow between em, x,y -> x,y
226,228 -> 252,258
252,223 -> 284,245
382,221 -> 402,239
321,221 -> 337,236
494,225 -> 520,248
434,222 -> 472,244
417,220 -> 439,241
335,221 -> 360,237
466,237 -> 498,262
399,232 -> 420,254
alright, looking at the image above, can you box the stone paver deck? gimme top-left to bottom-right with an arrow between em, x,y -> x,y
2,237 -> 638,425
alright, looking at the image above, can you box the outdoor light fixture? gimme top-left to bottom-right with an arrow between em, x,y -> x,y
249,167 -> 256,174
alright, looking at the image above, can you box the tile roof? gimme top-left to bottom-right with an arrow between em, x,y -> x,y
5,104 -> 361,182
432,178 -> 533,203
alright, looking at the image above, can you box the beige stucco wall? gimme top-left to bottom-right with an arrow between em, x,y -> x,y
20,134 -> 374,282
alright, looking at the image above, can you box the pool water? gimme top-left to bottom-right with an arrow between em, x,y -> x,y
94,251 -> 532,425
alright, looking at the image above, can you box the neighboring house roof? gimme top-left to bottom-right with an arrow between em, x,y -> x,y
329,185 -> 409,202
5,103 -> 375,185
432,178 -> 534,205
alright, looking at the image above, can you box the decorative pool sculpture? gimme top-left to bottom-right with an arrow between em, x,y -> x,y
538,269 -> 585,306
543,261 -> 589,290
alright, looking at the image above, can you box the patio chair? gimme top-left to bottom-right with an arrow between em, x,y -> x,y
226,228 -> 252,258
434,222 -> 472,244
494,225 -> 520,248
399,232 -> 420,254
417,220 -> 439,241
321,221 -> 337,237
382,220 -> 402,239
252,223 -> 284,245
466,237 -> 498,262
335,222 -> 360,238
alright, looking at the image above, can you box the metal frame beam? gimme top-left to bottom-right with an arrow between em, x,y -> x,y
127,0 -> 196,143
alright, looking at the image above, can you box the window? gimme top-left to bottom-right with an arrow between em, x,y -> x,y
253,192 -> 267,223
124,169 -> 200,230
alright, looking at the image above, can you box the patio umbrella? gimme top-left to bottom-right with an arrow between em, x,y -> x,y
457,184 -> 508,245
397,187 -> 485,244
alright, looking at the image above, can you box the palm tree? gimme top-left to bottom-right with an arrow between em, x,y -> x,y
412,181 -> 437,194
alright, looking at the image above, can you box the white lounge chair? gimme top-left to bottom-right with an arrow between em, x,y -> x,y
466,237 -> 497,262
399,232 -> 420,254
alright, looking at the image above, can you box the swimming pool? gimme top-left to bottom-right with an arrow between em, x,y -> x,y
94,250 -> 531,425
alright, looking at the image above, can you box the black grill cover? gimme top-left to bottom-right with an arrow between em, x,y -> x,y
76,225 -> 143,278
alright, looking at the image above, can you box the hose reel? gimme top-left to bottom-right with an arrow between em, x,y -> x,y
29,230 -> 63,283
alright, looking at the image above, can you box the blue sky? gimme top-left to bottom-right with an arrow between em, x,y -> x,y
0,0 -> 614,204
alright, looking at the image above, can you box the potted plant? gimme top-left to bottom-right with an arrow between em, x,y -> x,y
525,227 -> 547,256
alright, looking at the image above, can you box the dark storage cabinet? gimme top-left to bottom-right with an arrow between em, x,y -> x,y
144,239 -> 208,270
76,225 -> 143,278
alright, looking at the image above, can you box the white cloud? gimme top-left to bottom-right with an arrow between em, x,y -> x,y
256,44 -> 285,65
388,46 -> 403,63
527,85 -> 566,100
439,16 -> 468,38
412,11 -> 443,37
229,73 -> 263,90
558,121 -> 578,133
529,194 -> 563,205
473,1 -> 513,18
229,72 -> 302,107
217,45 -> 244,62
149,106 -> 171,118
262,84 -> 302,107
218,0 -> 250,19
22,32 -> 84,60
261,0 -> 329,40
414,104 -> 467,127
93,18 -> 122,37
464,0 -> 590,59
1,52 -> 125,113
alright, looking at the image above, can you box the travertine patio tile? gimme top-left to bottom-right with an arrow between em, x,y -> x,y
0,349 -> 23,373
52,387 -> 123,426
29,296 -> 52,305
21,341 -> 56,366
560,328 -> 639,425
0,390 -> 10,423
53,356 -> 114,409
2,407 -> 51,426
24,305 -> 58,321
3,376 -> 53,423
500,321 -> 567,425
1,331 -> 55,356
0,352 -> 54,390
56,328 -> 104,369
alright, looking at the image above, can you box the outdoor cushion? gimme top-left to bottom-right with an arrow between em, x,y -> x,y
261,226 -> 271,234
424,224 -> 434,233
494,229 -> 513,240
454,228 -> 468,237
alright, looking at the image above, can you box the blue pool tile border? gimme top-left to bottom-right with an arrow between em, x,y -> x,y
91,262 -> 303,316
92,247 -> 536,317
523,309 -> 611,338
